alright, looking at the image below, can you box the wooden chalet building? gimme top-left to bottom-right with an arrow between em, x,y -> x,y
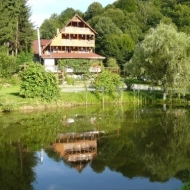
33,14 -> 105,72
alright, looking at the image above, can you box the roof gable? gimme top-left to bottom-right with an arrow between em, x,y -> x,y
42,14 -> 97,52
64,14 -> 97,34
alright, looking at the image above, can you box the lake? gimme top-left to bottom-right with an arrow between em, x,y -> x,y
0,104 -> 189,190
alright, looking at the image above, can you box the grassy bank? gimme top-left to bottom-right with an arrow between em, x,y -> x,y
0,85 -> 156,112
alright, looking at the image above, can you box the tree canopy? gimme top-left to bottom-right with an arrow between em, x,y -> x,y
0,0 -> 34,55
127,23 -> 190,98
38,0 -> 190,69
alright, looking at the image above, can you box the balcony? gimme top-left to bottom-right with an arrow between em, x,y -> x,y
64,27 -> 93,34
62,39 -> 95,47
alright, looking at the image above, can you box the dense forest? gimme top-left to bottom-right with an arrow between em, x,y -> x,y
0,0 -> 34,55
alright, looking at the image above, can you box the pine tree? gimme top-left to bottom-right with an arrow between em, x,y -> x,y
18,0 -> 34,53
0,0 -> 34,55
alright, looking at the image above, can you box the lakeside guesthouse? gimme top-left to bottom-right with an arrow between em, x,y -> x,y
33,14 -> 105,73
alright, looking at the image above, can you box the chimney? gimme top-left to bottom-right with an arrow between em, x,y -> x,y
37,27 -> 41,56
57,28 -> 59,35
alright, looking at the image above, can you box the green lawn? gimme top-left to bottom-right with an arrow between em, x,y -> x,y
0,85 -> 42,111
0,85 -> 147,112
0,85 -> 20,97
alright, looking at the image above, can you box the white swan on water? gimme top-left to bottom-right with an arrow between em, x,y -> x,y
62,116 -> 75,124
66,118 -> 75,123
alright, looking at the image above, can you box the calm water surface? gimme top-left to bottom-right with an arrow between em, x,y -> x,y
0,105 -> 189,190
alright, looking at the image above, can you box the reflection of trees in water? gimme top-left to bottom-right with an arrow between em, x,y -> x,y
2,106 -> 190,184
0,141 -> 37,190
91,108 -> 190,182
135,109 -> 190,182
0,106 -> 126,185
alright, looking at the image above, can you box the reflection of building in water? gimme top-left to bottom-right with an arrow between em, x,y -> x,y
53,131 -> 103,172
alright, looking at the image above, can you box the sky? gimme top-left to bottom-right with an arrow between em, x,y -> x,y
28,0 -> 116,27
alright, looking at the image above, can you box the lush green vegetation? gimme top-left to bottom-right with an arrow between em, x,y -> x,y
40,0 -> 190,68
1,2 -> 190,188
58,59 -> 102,73
0,53 -> 17,77
0,0 -> 34,55
127,23 -> 190,100
0,80 -> 159,112
1,0 -> 190,108
37,0 -> 190,101
19,63 -> 60,101
0,105 -> 190,188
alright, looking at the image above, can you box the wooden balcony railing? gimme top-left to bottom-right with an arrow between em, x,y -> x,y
64,27 -> 93,34
62,39 -> 95,46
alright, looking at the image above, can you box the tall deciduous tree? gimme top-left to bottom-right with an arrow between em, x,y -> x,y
101,34 -> 134,68
121,13 -> 143,42
40,19 -> 56,39
128,23 -> 190,99
58,8 -> 83,28
161,2 -> 190,34
115,0 -> 137,13
102,8 -> 125,29
84,2 -> 103,21
137,1 -> 163,31
94,17 -> 123,56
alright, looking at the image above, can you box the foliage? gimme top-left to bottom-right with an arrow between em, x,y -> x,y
94,70 -> 122,96
161,1 -> 190,34
180,182 -> 190,190
91,107 -> 190,183
0,98 -> 16,112
0,83 -> 140,112
58,8 -> 83,28
18,0 -> 34,53
121,13 -> 143,42
180,170 -> 190,190
84,2 -> 103,20
19,62 -> 60,101
58,59 -> 102,73
99,34 -> 135,68
94,17 -> 123,62
136,1 -> 163,31
64,75 -> 75,85
39,0 -> 190,72
115,0 -> 137,13
0,53 -> 17,77
94,17 -> 123,37
102,8 -> 125,29
0,0 -> 34,55
127,23 -> 190,98
0,75 -> 20,86
105,57 -> 119,68
16,51 -> 33,65
40,19 -> 57,39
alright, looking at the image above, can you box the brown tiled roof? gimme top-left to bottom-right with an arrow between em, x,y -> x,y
32,39 -> 51,54
41,53 -> 105,60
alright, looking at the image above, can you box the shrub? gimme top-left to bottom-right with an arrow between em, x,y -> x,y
0,53 -> 17,77
16,51 -> 33,66
19,62 -> 60,101
94,70 -> 122,95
